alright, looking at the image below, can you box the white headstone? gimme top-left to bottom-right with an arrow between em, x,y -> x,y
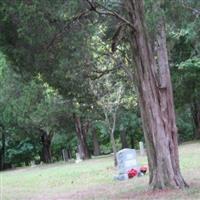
75,153 -> 83,163
30,161 -> 36,167
115,148 -> 139,180
139,141 -> 145,156
62,149 -> 69,162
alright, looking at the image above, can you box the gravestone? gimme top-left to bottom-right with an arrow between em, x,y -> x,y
75,153 -> 83,163
78,145 -> 84,160
30,161 -> 36,167
115,148 -> 139,180
139,141 -> 145,156
62,149 -> 69,162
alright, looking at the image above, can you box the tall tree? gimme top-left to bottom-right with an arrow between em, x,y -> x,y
168,2 -> 200,140
73,113 -> 91,160
0,0 -> 96,160
92,127 -> 100,156
84,0 -> 188,188
91,73 -> 124,165
123,0 -> 187,189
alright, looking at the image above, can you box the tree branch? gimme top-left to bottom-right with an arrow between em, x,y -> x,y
46,9 -> 91,50
85,0 -> 136,30
180,0 -> 200,16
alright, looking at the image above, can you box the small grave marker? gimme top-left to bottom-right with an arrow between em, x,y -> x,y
139,141 -> 145,156
75,153 -> 83,163
62,149 -> 69,162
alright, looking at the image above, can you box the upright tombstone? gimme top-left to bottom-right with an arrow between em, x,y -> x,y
115,148 -> 139,180
78,144 -> 84,160
30,161 -> 36,167
139,141 -> 145,156
62,149 -> 69,162
75,153 -> 83,163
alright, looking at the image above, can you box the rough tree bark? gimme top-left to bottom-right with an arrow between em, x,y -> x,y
40,129 -> 52,163
125,0 -> 188,189
191,99 -> 200,139
73,114 -> 90,160
92,128 -> 100,156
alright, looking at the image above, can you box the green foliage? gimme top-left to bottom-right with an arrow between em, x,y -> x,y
177,108 -> 194,142
0,0 -> 95,102
6,138 -> 35,166
51,132 -> 78,160
179,57 -> 200,70
0,0 -> 199,169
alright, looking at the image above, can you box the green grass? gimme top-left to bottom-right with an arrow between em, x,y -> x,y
1,141 -> 200,200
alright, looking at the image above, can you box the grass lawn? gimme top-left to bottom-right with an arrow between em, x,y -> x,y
1,141 -> 200,200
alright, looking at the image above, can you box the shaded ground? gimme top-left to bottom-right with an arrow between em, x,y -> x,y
1,142 -> 200,200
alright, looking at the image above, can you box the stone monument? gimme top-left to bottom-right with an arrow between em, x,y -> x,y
62,149 -> 69,162
75,153 -> 83,163
139,141 -> 145,156
115,148 -> 139,180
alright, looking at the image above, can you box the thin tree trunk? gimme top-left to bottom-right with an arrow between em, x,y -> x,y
0,125 -> 5,170
191,100 -> 200,139
73,114 -> 90,160
92,128 -> 100,156
110,129 -> 117,166
125,0 -> 188,189
67,147 -> 72,159
110,113 -> 117,166
82,121 -> 90,157
130,133 -> 135,149
41,130 -> 52,163
120,129 -> 128,149
104,111 -> 118,166
0,149 -> 2,170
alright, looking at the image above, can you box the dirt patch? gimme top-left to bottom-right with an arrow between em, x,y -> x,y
49,180 -> 200,200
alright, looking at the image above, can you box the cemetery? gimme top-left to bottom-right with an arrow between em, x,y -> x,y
0,0 -> 200,199
1,142 -> 200,200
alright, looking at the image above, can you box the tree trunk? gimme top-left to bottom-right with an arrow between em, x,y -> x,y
109,113 -> 117,166
191,99 -> 200,139
67,147 -> 72,159
120,129 -> 128,149
125,0 -> 188,189
41,130 -> 52,163
130,132 -> 135,149
0,125 -> 5,170
110,128 -> 117,166
73,114 -> 90,160
92,128 -> 100,156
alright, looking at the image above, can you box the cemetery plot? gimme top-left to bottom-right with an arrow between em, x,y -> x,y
115,148 -> 147,180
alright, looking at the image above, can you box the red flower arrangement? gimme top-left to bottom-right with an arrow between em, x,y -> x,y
128,168 -> 138,178
140,166 -> 148,174
127,166 -> 148,179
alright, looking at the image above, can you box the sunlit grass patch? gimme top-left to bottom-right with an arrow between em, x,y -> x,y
1,142 -> 200,200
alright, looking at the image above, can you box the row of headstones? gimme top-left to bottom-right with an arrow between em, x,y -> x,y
62,145 -> 83,163
62,141 -> 145,163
